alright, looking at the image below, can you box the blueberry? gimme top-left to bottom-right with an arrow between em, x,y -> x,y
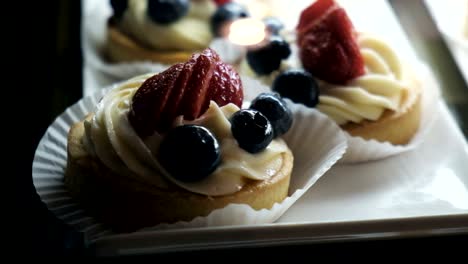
158,125 -> 220,182
250,93 -> 293,137
230,109 -> 274,153
246,36 -> 291,75
110,0 -> 128,19
211,2 -> 250,37
147,0 -> 190,25
263,16 -> 284,35
272,69 -> 320,107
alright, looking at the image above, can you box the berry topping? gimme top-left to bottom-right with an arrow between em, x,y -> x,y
158,125 -> 221,182
272,69 -> 320,108
246,36 -> 291,75
296,0 -> 364,84
230,109 -> 273,153
263,16 -> 284,36
129,48 -> 243,137
250,93 -> 293,137
213,0 -> 231,6
211,2 -> 249,37
147,0 -> 190,25
110,0 -> 128,19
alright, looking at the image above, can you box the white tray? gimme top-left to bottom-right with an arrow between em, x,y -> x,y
71,0 -> 468,256
89,99 -> 468,255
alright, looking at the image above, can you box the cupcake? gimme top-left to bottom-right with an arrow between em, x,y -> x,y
65,48 -> 295,232
107,0 -> 216,64
241,0 -> 423,146
106,0 -> 249,65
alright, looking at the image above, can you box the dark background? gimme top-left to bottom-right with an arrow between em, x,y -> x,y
26,0 -> 84,256
25,0 -> 468,258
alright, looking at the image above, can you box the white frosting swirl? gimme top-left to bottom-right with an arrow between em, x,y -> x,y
83,74 -> 288,196
316,35 -> 408,125
118,0 -> 215,51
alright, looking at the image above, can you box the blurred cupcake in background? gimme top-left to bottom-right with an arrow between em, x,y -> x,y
106,0 -> 251,65
107,0 -> 216,64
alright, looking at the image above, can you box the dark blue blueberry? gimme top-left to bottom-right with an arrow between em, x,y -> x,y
230,109 -> 273,153
246,36 -> 291,75
272,69 -> 320,108
263,16 -> 284,35
250,93 -> 293,137
147,0 -> 190,25
110,0 -> 128,19
158,125 -> 220,182
211,2 -> 250,37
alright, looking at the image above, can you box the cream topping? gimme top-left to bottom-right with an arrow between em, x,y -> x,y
83,74 -> 288,196
316,35 -> 407,125
118,0 -> 215,51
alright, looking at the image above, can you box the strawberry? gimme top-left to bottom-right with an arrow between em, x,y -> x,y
129,48 -> 243,137
129,63 -> 183,137
213,0 -> 231,6
159,56 -> 198,132
207,61 -> 243,109
296,0 -> 364,85
178,49 -> 217,120
297,0 -> 336,33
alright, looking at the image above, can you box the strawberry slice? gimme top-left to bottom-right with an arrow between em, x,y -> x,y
297,0 -> 364,85
159,56 -> 198,131
129,48 -> 243,137
179,49 -> 217,120
207,61 -> 243,109
213,0 -> 231,6
129,63 -> 183,137
297,0 -> 337,33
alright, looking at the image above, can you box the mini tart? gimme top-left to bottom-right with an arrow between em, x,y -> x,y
340,64 -> 422,145
106,19 -> 194,65
64,115 -> 293,232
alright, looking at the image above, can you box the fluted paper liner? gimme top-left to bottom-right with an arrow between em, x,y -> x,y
32,77 -> 347,242
340,62 -> 441,162
243,61 -> 441,163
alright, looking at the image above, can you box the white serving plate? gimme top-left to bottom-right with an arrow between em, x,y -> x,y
90,99 -> 468,256
71,0 -> 468,256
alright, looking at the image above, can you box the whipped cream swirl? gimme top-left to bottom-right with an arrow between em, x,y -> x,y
316,35 -> 408,125
83,74 -> 289,196
118,0 -> 215,51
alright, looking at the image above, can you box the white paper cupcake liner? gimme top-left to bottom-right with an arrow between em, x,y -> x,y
82,0 -> 244,90
32,78 -> 347,242
340,61 -> 441,162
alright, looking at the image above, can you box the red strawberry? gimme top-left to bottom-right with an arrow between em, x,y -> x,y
297,0 -> 364,85
213,0 -> 231,6
129,63 -> 183,137
297,0 -> 337,33
129,48 -> 243,137
159,56 -> 198,131
207,61 -> 243,108
178,49 -> 218,120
